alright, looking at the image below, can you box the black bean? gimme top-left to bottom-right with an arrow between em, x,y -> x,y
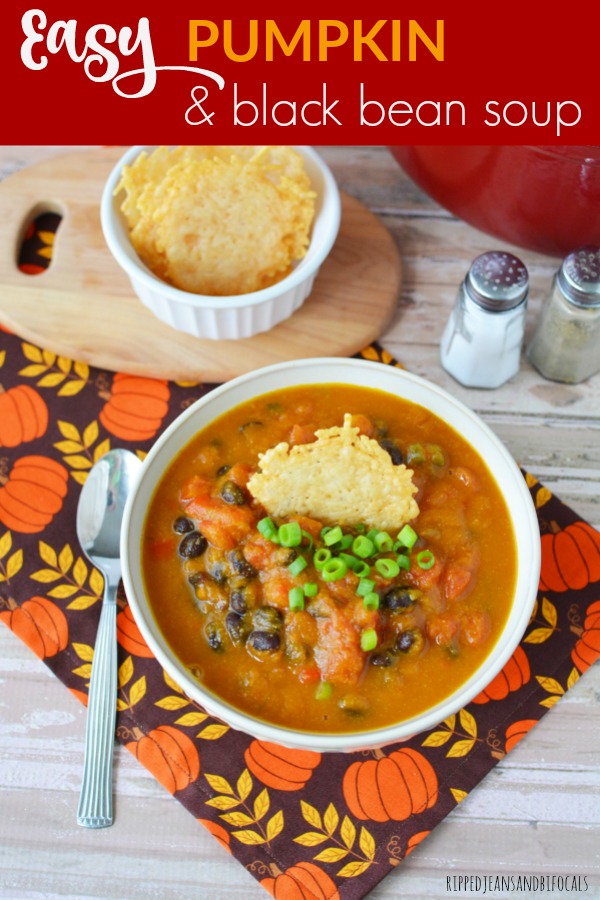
240,420 -> 263,432
252,606 -> 283,631
229,549 -> 257,579
370,651 -> 394,667
338,693 -> 370,717
205,620 -> 225,652
396,631 -> 416,653
247,630 -> 280,652
225,612 -> 247,644
217,464 -> 231,476
220,480 -> 247,505
229,588 -> 248,614
383,587 -> 418,611
380,438 -> 403,465
179,532 -> 207,559
173,516 -> 194,534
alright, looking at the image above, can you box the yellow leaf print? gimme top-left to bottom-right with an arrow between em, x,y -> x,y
535,486 -> 552,508
21,342 -> 43,364
0,531 -> 11,560
536,676 -> 564,695
301,799 -> 322,830
6,550 -> 23,579
174,712 -> 208,727
315,847 -> 349,863
323,802 -> 339,836
205,774 -> 235,795
459,708 -> 477,738
197,723 -> 229,740
266,810 -> 284,841
338,861 -> 371,878
118,656 -> 134,689
446,738 -> 476,758
294,832 -> 329,847
230,829 -> 266,846
155,695 -> 189,711
73,642 -> 94,662
451,788 -> 468,804
422,729 -> 452,747
58,380 -> 87,397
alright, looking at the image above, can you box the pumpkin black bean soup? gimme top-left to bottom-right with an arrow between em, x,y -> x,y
141,384 -> 517,733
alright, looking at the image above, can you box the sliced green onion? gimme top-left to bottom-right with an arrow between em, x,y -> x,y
339,552 -> 360,572
353,560 -> 372,578
406,443 -> 425,464
339,534 -> 354,550
363,592 -> 380,611
320,525 -> 333,540
257,516 -> 277,540
375,558 -> 400,579
288,586 -> 305,611
397,524 -> 418,549
278,521 -> 302,547
360,628 -> 378,652
396,553 -> 411,571
357,577 -> 376,597
324,525 -> 343,546
314,548 -> 332,570
321,558 -> 348,581
315,681 -> 332,700
417,549 -> 436,570
355,524 -> 367,534
288,555 -> 308,577
374,531 -> 394,553
352,535 -> 374,558
366,528 -> 380,544
301,530 -> 314,552
304,582 -> 318,597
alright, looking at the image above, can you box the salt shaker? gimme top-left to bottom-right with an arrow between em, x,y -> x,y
526,246 -> 600,384
440,251 -> 529,388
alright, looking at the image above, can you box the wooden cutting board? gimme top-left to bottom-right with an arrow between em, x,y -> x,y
0,147 -> 401,382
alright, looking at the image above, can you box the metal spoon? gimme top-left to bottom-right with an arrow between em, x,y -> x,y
75,448 -> 142,828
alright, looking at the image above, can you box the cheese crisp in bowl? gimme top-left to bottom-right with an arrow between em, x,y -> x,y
101,145 -> 341,340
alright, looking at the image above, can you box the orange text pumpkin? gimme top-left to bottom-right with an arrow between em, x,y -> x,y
540,521 -> 600,592
244,740 -> 322,792
571,599 -> 600,673
117,603 -> 154,658
505,718 -> 537,753
0,595 -> 68,659
472,644 -> 530,704
0,455 -> 68,534
99,373 -> 170,442
0,385 -> 48,448
261,862 -> 340,900
126,725 -> 200,794
343,747 -> 438,823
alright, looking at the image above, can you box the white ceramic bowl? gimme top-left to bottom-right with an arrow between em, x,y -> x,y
101,146 -> 341,340
120,358 -> 540,752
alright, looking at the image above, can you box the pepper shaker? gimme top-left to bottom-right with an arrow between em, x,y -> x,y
527,246 -> 600,384
440,251 -> 529,388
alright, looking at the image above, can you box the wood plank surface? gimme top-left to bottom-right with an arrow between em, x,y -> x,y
0,145 -> 598,900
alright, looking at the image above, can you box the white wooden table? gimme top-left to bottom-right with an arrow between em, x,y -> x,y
0,146 -> 598,900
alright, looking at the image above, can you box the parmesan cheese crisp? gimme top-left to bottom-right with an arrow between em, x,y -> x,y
247,414 -> 419,531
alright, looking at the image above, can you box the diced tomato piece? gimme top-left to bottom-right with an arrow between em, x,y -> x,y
180,475 -> 214,503
294,515 -> 324,541
261,569 -> 296,608
298,665 -> 321,684
314,607 -> 365,685
243,534 -> 275,568
459,610 -> 491,646
226,463 -> 254,488
450,466 -> 480,490
289,423 -> 316,445
406,554 -> 444,590
185,495 -> 255,550
349,413 -> 375,437
443,563 -> 473,602
427,612 -> 459,647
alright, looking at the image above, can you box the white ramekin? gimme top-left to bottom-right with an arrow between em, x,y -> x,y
120,358 -> 541,753
101,145 -> 341,341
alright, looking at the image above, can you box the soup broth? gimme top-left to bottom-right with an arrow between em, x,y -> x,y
142,384 -> 517,733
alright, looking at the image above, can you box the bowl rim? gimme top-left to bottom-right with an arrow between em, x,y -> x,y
100,144 -> 341,309
120,358 -> 541,752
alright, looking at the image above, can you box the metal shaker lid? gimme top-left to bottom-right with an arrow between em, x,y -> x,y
465,251 -> 529,312
557,246 -> 600,309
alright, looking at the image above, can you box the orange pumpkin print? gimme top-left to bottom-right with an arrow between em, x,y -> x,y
99,373 -> 170,442
197,818 -> 231,854
0,455 -> 68,533
244,740 -> 322,792
0,595 -> 68,659
406,830 -> 430,856
0,385 -> 48,447
540,521 -> 600,592
571,599 -> 600,673
505,719 -> 537,753
472,644 -> 530,704
261,861 -> 340,900
343,747 -> 438,822
126,725 -> 200,794
117,603 -> 154,658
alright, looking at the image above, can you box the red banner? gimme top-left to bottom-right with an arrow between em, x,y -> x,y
2,1 -> 600,144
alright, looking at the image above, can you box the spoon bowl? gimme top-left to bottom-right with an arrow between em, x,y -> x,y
76,448 -> 142,828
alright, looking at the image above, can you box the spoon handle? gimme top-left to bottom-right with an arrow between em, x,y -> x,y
77,583 -> 118,828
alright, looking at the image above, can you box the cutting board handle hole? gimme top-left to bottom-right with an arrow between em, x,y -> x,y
18,206 -> 63,276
